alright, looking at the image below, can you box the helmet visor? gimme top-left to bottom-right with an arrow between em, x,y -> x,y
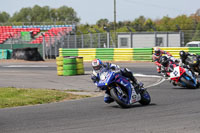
155,50 -> 160,56
93,65 -> 102,71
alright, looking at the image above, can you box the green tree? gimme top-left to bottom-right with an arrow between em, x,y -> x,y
56,6 -> 80,22
132,16 -> 146,31
9,5 -> 80,23
192,22 -> 200,41
156,16 -> 171,31
96,18 -> 109,27
10,7 -> 32,22
31,5 -> 51,22
172,15 -> 195,30
0,12 -> 10,23
144,18 -> 155,31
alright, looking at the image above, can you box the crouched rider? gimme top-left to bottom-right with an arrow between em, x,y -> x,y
91,59 -> 143,104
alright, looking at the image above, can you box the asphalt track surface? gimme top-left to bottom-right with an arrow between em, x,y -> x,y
0,61 -> 200,133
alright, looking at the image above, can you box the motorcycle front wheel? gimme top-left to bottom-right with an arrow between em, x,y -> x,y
139,90 -> 151,105
110,87 -> 131,108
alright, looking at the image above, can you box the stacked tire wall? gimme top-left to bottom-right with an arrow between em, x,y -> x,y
56,56 -> 84,76
63,57 -> 77,76
56,57 -> 64,76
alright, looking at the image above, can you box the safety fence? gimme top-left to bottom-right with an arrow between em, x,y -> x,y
59,48 -> 153,61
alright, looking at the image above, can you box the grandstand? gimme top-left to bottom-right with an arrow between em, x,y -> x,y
0,25 -> 74,45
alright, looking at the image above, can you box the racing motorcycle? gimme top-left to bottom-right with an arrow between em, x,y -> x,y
184,54 -> 200,74
96,67 -> 151,108
169,63 -> 199,89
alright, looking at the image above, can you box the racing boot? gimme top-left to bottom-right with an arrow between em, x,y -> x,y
104,92 -> 114,104
194,72 -> 199,78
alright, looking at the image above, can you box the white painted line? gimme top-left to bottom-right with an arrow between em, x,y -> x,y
145,78 -> 166,88
134,73 -> 161,78
3,65 -> 49,68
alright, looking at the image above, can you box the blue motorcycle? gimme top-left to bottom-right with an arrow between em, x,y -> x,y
96,67 -> 151,108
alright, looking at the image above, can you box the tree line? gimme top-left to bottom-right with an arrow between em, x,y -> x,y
0,5 -> 80,24
1,5 -> 200,41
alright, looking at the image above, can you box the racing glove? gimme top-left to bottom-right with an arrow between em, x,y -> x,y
91,74 -> 98,83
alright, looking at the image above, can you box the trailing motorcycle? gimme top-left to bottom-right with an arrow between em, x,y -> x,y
184,54 -> 200,74
169,63 -> 199,89
96,67 -> 151,108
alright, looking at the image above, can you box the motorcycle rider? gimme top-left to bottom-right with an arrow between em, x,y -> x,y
152,47 -> 172,73
91,59 -> 143,104
179,50 -> 199,77
159,55 -> 177,78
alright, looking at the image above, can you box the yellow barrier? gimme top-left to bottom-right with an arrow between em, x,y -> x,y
113,48 -> 133,61
78,48 -> 96,61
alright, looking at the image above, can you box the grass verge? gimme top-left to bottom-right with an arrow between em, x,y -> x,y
0,87 -> 90,108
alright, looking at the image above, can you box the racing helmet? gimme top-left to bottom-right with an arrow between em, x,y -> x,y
160,56 -> 169,67
154,47 -> 161,56
179,50 -> 187,60
92,59 -> 103,71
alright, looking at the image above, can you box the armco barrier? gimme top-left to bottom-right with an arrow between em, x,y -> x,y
96,48 -> 114,61
188,47 -> 200,55
78,49 -> 96,61
59,48 -> 153,61
113,48 -> 134,61
59,48 -> 78,57
133,48 -> 152,61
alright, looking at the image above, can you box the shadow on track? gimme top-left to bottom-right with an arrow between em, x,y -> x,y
108,103 -> 157,109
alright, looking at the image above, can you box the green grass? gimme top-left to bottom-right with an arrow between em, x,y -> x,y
0,87 -> 90,108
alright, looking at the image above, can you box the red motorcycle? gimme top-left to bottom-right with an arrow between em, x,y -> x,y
160,56 -> 199,89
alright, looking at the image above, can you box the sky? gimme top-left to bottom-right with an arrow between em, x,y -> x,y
0,0 -> 200,24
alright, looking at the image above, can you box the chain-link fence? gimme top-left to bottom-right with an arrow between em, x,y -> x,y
1,30 -> 200,59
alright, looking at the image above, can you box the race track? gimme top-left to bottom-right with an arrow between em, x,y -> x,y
0,61 -> 200,133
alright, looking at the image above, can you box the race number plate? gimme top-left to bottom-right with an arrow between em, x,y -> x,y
170,66 -> 180,78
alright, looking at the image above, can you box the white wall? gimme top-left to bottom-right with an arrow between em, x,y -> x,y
117,32 -> 181,48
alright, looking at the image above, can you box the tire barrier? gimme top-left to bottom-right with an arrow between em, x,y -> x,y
76,57 -> 84,75
56,56 -> 84,76
56,56 -> 64,76
12,47 -> 44,61
63,57 -> 77,76
0,49 -> 12,59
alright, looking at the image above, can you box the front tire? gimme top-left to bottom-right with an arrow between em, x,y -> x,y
110,88 -> 131,108
139,90 -> 151,105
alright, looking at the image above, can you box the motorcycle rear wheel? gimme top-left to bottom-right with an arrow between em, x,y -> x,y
110,88 -> 131,108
